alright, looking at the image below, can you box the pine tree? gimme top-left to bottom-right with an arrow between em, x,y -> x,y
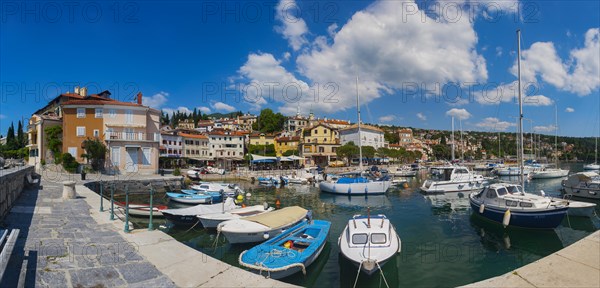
6,122 -> 16,150
17,120 -> 25,148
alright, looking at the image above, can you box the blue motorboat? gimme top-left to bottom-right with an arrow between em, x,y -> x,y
238,220 -> 331,279
180,189 -> 223,202
166,192 -> 220,204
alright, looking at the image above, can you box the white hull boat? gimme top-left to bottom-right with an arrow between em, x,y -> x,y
584,163 -> 600,170
529,168 -> 569,179
338,213 -> 401,276
420,166 -> 490,194
191,182 -> 240,196
217,206 -> 310,244
561,198 -> 597,217
115,203 -> 167,217
561,172 -> 600,200
320,173 -> 392,195
161,198 -> 238,225
197,204 -> 274,228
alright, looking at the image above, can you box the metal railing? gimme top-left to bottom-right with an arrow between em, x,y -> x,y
106,131 -> 159,142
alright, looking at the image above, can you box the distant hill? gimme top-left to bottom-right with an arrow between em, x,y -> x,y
207,111 -> 243,119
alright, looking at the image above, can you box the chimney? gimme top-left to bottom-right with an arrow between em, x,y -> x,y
80,87 -> 87,97
74,86 -> 80,95
137,92 -> 143,105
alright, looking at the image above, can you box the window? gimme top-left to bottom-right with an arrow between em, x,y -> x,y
76,108 -> 85,118
496,187 -> 508,196
93,129 -> 99,137
76,126 -> 86,137
486,188 -> 497,199
371,233 -> 387,244
109,109 -> 117,118
318,147 -> 325,153
506,200 -> 518,207
95,108 -> 103,118
125,109 -> 133,124
520,202 -> 533,208
111,147 -> 120,166
352,233 -> 368,244
68,147 -> 77,158
142,148 -> 151,165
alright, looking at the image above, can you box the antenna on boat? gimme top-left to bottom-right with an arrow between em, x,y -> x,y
367,207 -> 371,228
517,29 -> 525,189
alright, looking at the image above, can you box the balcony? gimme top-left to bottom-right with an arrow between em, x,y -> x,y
106,131 -> 159,142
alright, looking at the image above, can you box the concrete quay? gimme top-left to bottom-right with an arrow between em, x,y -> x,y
464,230 -> 600,288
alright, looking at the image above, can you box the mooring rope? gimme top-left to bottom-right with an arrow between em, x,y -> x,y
184,218 -> 201,233
352,261 -> 364,288
375,261 -> 390,288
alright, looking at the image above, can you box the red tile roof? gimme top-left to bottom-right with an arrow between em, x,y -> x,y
179,133 -> 208,139
275,136 -> 300,142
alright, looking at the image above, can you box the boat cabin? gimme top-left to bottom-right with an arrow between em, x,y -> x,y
435,166 -> 471,181
344,215 -> 393,248
473,183 -> 560,209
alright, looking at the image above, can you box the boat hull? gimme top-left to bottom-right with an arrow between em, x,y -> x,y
529,170 -> 569,179
162,212 -> 200,225
319,181 -> 391,195
469,198 -> 568,229
420,180 -> 488,194
583,164 -> 600,170
221,220 -> 305,244
115,204 -> 166,217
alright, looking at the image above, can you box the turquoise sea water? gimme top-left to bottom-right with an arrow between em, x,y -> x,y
129,163 -> 600,288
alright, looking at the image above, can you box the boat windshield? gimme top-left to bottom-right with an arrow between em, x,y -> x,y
371,233 -> 387,244
506,185 -> 522,194
352,233 -> 368,244
496,187 -> 509,196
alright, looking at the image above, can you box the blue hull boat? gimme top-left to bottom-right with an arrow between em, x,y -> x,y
469,200 -> 567,229
239,220 -> 331,279
167,192 -> 218,204
180,189 -> 223,202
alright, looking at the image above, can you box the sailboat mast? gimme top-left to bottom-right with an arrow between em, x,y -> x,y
555,104 -> 558,166
460,118 -> 464,160
356,76 -> 363,171
517,29 -> 525,188
451,117 -> 455,161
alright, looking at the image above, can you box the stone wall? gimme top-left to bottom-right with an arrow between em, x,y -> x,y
84,176 -> 185,194
0,166 -> 35,221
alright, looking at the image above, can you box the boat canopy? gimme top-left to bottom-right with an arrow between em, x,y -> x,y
250,154 -> 277,163
564,172 -> 600,186
243,206 -> 307,229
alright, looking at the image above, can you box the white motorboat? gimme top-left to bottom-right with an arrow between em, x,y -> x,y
584,163 -> 600,170
161,197 -> 238,225
284,175 -> 309,184
186,167 -> 203,180
561,172 -> 600,200
560,198 -> 597,217
115,203 -> 167,217
495,165 -> 542,176
217,206 -> 310,244
389,166 -> 417,177
338,213 -> 401,276
319,172 -> 392,195
190,182 -> 240,196
420,166 -> 490,194
529,168 -> 569,179
469,183 -> 568,229
197,204 -> 274,228
391,179 -> 408,187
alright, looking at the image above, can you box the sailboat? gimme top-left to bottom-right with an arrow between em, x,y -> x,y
319,76 -> 391,195
469,30 -> 569,229
529,105 -> 569,179
584,107 -> 599,170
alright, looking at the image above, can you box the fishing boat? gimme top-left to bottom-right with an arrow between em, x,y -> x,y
115,202 -> 167,217
186,167 -> 203,180
167,192 -> 221,204
469,183 -> 569,228
217,206 -> 310,244
469,30 -> 569,230
420,166 -> 490,194
319,172 -> 392,195
338,212 -> 401,276
238,220 -> 331,279
190,182 -> 240,196
257,176 -> 285,185
197,204 -> 275,228
389,166 -> 417,177
561,172 -> 600,200
179,189 -> 223,202
161,197 -> 237,225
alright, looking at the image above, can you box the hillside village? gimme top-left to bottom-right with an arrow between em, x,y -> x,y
0,87 -> 596,173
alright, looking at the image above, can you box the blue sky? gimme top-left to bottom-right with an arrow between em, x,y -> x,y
1,0 -> 599,137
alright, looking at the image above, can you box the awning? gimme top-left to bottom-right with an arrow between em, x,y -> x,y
250,154 -> 277,163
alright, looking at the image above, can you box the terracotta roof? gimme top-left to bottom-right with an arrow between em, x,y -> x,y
179,133 -> 208,139
249,132 -> 275,137
208,130 -> 246,136
320,119 -> 350,125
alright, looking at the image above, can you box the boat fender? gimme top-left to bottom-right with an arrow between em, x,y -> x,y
237,194 -> 244,201
246,192 -> 252,197
263,232 -> 270,239
503,210 -> 511,227
479,204 -> 485,214
403,182 -> 409,189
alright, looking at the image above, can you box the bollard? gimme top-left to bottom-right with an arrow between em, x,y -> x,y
110,183 -> 115,220
99,181 -> 104,212
148,186 -> 154,231
124,185 -> 130,233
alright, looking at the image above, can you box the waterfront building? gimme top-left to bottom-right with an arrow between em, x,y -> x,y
208,130 -> 245,168
300,123 -> 340,166
249,132 -> 275,146
181,133 -> 211,163
274,136 -> 301,157
159,127 -> 183,158
236,114 -> 257,131
398,128 -> 414,146
339,124 -> 385,149
285,113 -> 309,132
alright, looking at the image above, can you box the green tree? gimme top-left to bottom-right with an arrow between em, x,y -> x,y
17,120 -> 26,148
384,131 -> 399,144
61,153 -> 79,173
6,122 -> 16,150
336,142 -> 359,164
362,146 -> 376,159
45,125 -> 63,163
81,138 -> 107,171
253,109 -> 285,133
282,149 -> 299,156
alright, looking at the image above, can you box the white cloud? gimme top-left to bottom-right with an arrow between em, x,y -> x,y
417,113 -> 427,121
495,46 -> 503,57
378,115 -> 396,122
445,108 -> 472,120
142,91 -> 169,109
510,28 -> 600,96
162,106 -> 192,115
198,106 -> 211,114
211,102 -> 236,112
534,124 -> 558,132
290,0 -> 487,114
473,81 -> 553,106
275,0 -> 308,51
475,117 -> 516,131
565,107 -> 575,113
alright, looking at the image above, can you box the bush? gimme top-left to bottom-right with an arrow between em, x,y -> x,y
62,153 -> 79,173
173,167 -> 181,176
40,159 -> 46,166
183,177 -> 192,187
54,152 -> 63,164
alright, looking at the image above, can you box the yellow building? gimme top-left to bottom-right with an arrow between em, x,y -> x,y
249,132 -> 275,146
299,123 -> 340,166
274,136 -> 300,156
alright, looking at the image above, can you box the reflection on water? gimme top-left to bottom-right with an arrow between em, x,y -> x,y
118,163 -> 598,288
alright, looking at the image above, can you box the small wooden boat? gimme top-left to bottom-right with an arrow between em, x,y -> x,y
197,204 -> 274,228
239,220 -> 331,279
338,213 -> 401,276
218,206 -> 310,244
115,202 -> 167,217
167,192 -> 220,204
180,190 -> 223,202
161,198 -> 238,225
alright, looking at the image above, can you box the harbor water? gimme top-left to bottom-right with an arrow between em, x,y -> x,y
126,163 -> 600,288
